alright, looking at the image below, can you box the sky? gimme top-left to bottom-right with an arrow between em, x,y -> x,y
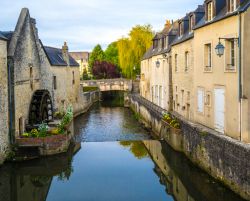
0,0 -> 202,51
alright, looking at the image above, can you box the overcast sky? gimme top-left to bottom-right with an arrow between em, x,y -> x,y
0,0 -> 202,51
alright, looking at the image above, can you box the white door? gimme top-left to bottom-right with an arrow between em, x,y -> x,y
214,88 -> 225,133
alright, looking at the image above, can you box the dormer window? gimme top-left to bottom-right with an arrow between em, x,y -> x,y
207,1 -> 213,21
179,22 -> 184,37
189,15 -> 194,32
228,0 -> 237,12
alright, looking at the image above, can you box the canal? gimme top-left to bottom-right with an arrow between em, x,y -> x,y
0,102 -> 246,201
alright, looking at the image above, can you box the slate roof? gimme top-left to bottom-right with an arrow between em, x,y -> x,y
194,0 -> 250,30
0,31 -> 13,43
69,52 -> 90,61
43,46 -> 79,67
0,32 -> 7,41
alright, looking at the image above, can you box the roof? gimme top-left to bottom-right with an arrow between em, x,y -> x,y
69,52 -> 90,61
0,31 -> 13,42
43,46 -> 79,67
0,32 -> 7,41
194,0 -> 250,30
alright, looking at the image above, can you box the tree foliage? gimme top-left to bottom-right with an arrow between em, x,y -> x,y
104,42 -> 119,67
88,44 -> 105,71
117,24 -> 153,78
92,61 -> 120,79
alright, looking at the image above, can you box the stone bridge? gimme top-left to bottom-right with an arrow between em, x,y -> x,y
81,78 -> 133,92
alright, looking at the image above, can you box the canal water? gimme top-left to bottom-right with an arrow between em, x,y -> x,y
0,102 -> 246,201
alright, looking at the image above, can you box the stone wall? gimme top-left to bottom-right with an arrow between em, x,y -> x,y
130,94 -> 250,200
0,40 -> 9,164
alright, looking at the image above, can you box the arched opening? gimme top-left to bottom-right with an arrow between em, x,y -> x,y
28,90 -> 53,126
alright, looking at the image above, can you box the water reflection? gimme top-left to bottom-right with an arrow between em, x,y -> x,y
144,140 -> 245,201
74,103 -> 151,142
0,143 -> 79,201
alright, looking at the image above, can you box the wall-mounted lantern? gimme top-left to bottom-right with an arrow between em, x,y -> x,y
215,37 -> 239,57
156,60 -> 160,68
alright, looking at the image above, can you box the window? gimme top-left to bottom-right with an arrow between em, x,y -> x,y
72,71 -> 75,85
204,43 -> 212,71
185,52 -> 189,72
225,40 -> 237,71
29,67 -> 33,90
230,40 -> 236,67
228,0 -> 237,12
175,54 -> 178,72
197,88 -> 204,113
179,22 -> 184,37
207,1 -> 213,21
53,76 -> 57,90
189,15 -> 194,32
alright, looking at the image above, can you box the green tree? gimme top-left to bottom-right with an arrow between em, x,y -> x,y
88,44 -> 105,71
104,42 -> 119,67
117,24 -> 153,78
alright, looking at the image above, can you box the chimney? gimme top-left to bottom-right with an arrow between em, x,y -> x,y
62,42 -> 69,65
165,20 -> 171,29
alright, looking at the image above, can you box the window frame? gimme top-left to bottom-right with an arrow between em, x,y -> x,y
204,42 -> 213,72
207,1 -> 213,22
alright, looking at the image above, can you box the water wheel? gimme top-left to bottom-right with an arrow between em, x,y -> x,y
28,90 -> 53,125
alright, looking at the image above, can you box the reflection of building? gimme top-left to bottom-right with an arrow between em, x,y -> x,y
69,52 -> 90,77
141,1 -> 250,142
0,143 -> 79,201
143,140 -> 243,201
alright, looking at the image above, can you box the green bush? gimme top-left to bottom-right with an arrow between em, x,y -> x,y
57,105 -> 73,134
38,122 -> 49,137
30,129 -> 39,138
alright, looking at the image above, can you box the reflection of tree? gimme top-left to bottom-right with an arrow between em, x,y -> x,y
120,141 -> 148,159
57,165 -> 74,181
30,176 -> 51,187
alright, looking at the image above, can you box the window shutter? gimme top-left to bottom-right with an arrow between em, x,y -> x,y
205,4 -> 208,21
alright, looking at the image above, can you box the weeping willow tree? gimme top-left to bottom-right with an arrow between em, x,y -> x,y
117,24 -> 153,78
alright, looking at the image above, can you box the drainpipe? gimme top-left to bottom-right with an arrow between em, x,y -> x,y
238,11 -> 242,141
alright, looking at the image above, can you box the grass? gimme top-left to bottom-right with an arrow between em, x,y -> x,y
83,86 -> 99,92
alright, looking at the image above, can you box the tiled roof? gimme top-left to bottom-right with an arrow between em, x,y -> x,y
69,52 -> 90,61
43,46 -> 79,67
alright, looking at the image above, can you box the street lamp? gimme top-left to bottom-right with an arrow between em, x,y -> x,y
215,37 -> 239,57
215,41 -> 225,57
156,60 -> 160,68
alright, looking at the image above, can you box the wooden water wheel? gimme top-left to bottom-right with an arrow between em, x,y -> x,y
28,90 -> 53,125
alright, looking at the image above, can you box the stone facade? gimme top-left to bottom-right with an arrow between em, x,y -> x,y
130,94 -> 250,200
0,8 -> 89,164
69,52 -> 90,77
0,37 -> 9,163
140,1 -> 250,143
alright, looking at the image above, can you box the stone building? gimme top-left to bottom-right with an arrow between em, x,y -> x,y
0,33 -> 9,164
0,8 -> 84,164
69,52 -> 90,77
171,6 -> 204,121
193,0 -> 250,142
140,0 -> 250,143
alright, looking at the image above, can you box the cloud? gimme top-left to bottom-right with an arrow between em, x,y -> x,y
0,0 -> 203,51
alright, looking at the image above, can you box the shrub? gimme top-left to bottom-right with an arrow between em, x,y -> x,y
38,122 -> 49,137
21,133 -> 30,138
57,105 -> 73,134
30,129 -> 39,138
